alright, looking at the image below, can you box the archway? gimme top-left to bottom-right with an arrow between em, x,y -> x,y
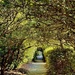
32,47 -> 45,62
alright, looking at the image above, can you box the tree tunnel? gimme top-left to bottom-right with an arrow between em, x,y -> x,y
32,47 -> 45,62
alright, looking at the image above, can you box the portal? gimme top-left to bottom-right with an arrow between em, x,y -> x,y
32,47 -> 45,62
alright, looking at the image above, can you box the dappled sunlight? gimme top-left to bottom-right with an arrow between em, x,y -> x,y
0,0 -> 75,75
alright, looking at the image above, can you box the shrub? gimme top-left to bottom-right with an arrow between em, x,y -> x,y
47,48 -> 75,75
18,68 -> 28,74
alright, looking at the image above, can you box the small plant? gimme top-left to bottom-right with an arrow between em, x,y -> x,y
47,48 -> 75,75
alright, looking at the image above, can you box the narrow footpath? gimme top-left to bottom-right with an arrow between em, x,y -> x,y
21,62 -> 47,75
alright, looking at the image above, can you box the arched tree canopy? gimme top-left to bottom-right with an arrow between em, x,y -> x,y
0,0 -> 75,74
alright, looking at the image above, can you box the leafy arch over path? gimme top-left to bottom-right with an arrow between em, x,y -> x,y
0,0 -> 75,75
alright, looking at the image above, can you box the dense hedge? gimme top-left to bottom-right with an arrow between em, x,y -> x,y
47,48 -> 75,75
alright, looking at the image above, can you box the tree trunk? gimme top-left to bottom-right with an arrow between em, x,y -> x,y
1,66 -> 5,75
1,56 -> 5,75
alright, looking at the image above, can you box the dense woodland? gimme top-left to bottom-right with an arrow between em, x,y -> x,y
0,0 -> 75,75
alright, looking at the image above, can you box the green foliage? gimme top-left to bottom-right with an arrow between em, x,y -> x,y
1,0 -> 12,8
0,46 -> 7,56
47,48 -> 75,75
18,47 -> 37,68
0,0 -> 75,74
8,60 -> 19,70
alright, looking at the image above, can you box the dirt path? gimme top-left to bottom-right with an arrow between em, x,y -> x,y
21,62 -> 47,75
